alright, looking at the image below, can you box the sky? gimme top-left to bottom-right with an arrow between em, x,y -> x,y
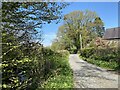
41,2 -> 118,47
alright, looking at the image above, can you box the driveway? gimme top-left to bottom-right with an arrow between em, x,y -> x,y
69,54 -> 119,88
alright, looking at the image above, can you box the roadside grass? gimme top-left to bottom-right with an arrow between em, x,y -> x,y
42,74 -> 73,88
80,56 -> 119,70
37,49 -> 73,89
79,47 -> 120,71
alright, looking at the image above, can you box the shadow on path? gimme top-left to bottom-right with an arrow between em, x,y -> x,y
69,54 -> 118,88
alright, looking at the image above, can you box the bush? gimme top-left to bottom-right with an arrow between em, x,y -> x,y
40,49 -> 73,88
80,47 -> 95,58
80,47 -> 119,62
56,50 -> 70,57
2,44 -> 45,90
80,47 -> 120,70
3,43 -> 73,89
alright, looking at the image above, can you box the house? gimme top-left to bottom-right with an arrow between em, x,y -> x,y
103,27 -> 120,47
103,27 -> 120,40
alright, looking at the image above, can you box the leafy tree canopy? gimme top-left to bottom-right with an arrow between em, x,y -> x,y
52,10 -> 105,53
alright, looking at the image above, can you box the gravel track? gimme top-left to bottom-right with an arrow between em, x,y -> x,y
69,54 -> 119,88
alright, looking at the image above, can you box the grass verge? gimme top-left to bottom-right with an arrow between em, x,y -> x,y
80,56 -> 119,70
37,50 -> 73,88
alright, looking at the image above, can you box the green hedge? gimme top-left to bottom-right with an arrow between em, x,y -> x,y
80,47 -> 119,62
80,47 -> 120,70
39,49 -> 73,88
80,47 -> 95,58
2,42 -> 73,89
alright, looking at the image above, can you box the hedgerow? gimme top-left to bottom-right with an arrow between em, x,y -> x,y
80,47 -> 120,70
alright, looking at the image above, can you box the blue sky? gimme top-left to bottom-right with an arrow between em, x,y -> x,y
41,2 -> 118,46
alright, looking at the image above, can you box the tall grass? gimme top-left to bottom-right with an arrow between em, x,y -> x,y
37,49 -> 73,88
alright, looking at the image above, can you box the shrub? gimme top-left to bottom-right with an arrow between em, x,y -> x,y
40,49 -> 73,88
80,47 -> 95,58
2,42 -> 72,89
56,50 -> 69,57
80,47 -> 119,70
80,47 -> 119,62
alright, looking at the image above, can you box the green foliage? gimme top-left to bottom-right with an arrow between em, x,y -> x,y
80,47 -> 95,58
2,2 -> 68,44
93,17 -> 105,37
2,32 -> 45,89
82,58 -> 119,70
52,10 -> 105,53
2,2 -> 69,89
41,75 -> 73,88
2,35 -> 73,89
56,50 -> 70,57
2,31 -> 73,89
40,49 -> 73,88
80,47 -> 119,70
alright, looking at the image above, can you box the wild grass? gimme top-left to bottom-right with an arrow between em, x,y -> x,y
37,49 -> 73,88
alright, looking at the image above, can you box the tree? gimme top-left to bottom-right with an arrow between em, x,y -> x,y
2,2 -> 67,89
64,10 -> 98,52
54,10 -> 101,53
51,24 -> 76,52
93,17 -> 105,37
2,2 -> 68,44
53,10 -> 105,53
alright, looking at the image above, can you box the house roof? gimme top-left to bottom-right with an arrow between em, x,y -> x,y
103,27 -> 120,40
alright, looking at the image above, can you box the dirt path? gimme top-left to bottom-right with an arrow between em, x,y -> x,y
69,54 -> 119,88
